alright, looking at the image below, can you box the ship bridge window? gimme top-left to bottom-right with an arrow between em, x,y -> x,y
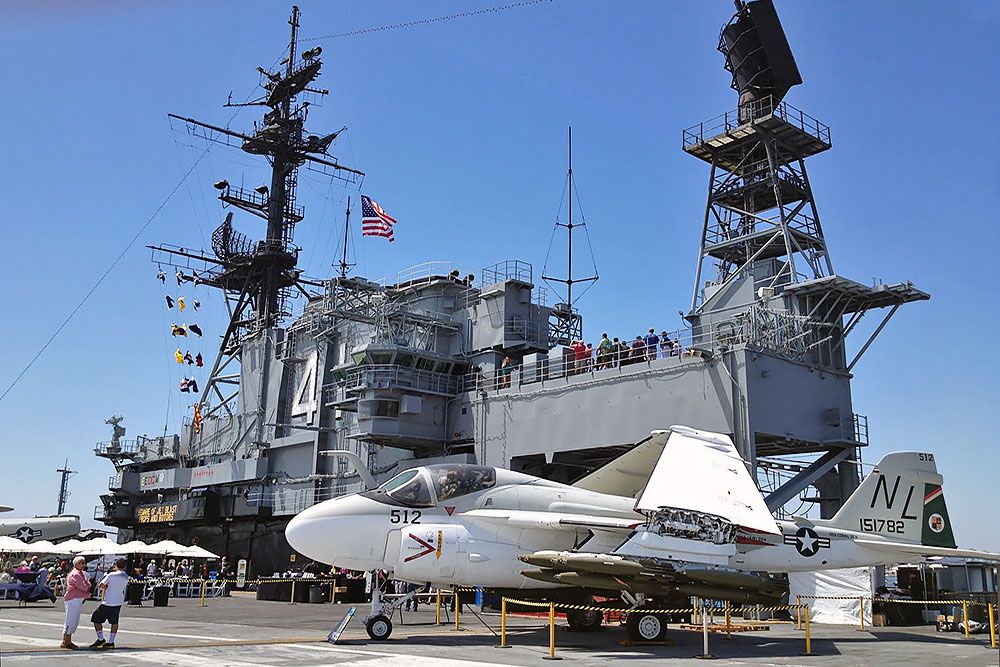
415,357 -> 436,371
379,469 -> 434,507
428,465 -> 497,502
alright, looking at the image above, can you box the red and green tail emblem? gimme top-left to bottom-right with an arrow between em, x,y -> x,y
921,484 -> 956,548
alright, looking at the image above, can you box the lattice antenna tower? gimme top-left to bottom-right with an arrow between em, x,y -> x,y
542,127 -> 598,343
686,0 -> 833,313
147,5 -> 364,439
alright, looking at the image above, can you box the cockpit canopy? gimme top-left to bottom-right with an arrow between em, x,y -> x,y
375,464 -> 497,507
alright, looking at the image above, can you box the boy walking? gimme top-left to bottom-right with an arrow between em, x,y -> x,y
90,557 -> 129,649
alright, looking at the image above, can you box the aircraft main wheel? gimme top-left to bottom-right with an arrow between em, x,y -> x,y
366,614 -> 393,640
567,608 -> 603,632
626,611 -> 666,642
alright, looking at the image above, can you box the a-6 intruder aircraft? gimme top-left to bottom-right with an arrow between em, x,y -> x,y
286,426 -> 996,641
0,506 -> 80,544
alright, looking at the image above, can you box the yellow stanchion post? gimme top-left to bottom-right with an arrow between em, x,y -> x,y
700,598 -> 712,659
988,603 -> 996,649
453,590 -> 461,631
962,601 -> 969,639
330,580 -> 336,605
289,579 -> 296,605
496,597 -> 510,648
435,589 -> 442,625
724,600 -> 732,640
804,605 -> 812,656
796,595 -> 802,630
858,596 -> 865,631
543,601 -> 561,660
200,579 -> 206,608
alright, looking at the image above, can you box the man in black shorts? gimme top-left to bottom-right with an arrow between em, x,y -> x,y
90,557 -> 129,649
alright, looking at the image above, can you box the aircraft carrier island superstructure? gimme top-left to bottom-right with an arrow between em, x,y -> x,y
95,2 -> 928,575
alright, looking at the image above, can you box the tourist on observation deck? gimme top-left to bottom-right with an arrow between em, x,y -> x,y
659,331 -> 672,358
596,333 -> 611,369
630,336 -> 645,363
644,328 -> 660,361
499,356 -> 514,389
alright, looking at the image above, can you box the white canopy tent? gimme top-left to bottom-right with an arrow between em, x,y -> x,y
118,540 -> 153,555
0,539 -> 65,555
76,537 -> 129,556
174,545 -> 220,559
145,540 -> 189,556
1,536 -> 220,559
0,536 -> 34,553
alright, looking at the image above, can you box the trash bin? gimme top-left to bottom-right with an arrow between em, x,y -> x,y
126,582 -> 143,606
308,585 -> 325,604
153,585 -> 170,607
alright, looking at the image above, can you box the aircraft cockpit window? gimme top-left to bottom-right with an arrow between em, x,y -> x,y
430,465 -> 497,502
380,469 -> 434,507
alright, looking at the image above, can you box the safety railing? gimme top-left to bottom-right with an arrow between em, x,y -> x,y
462,327 -> 711,393
505,315 -> 547,347
481,259 -> 533,287
682,96 -> 831,148
713,158 -> 808,196
333,364 -> 461,397
797,594 -> 997,645
394,261 -> 473,288
94,439 -> 140,457
704,207 -> 820,245
500,597 -> 813,658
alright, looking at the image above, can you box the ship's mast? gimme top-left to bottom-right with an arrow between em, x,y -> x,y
338,196 -> 355,278
147,6 -> 362,449
55,460 -> 76,515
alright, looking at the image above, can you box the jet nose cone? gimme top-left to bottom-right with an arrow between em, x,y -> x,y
285,501 -> 333,563
284,494 -> 385,568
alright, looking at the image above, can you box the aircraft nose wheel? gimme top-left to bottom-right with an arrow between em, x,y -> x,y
365,614 -> 393,640
625,611 -> 667,642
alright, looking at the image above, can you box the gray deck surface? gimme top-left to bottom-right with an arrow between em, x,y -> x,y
1,595 -> 995,665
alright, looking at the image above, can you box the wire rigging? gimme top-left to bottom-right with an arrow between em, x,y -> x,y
300,0 -> 552,42
0,148 -> 212,405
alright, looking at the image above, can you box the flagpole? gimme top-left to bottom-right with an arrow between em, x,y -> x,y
340,196 -> 352,278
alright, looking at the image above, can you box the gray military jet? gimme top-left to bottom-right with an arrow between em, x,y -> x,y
286,426 -> 996,640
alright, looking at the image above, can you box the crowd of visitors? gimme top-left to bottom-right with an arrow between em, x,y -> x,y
570,328 -> 683,374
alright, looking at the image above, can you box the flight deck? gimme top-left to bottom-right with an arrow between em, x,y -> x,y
1,596 -> 995,666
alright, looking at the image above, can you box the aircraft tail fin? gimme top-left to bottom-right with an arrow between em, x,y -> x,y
824,452 -> 957,548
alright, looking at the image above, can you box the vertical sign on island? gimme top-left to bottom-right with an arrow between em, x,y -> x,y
237,559 -> 248,588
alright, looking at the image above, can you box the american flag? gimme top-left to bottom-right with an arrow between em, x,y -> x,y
361,195 -> 397,242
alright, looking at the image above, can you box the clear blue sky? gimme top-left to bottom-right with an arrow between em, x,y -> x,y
1,1 -> 997,551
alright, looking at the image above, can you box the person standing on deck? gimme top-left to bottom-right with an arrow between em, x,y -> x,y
61,556 -> 90,650
90,557 -> 129,650
644,328 -> 660,361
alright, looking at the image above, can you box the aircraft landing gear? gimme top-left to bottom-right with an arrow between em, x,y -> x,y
363,571 -> 419,640
366,614 -> 393,640
566,608 -> 603,632
625,610 -> 668,642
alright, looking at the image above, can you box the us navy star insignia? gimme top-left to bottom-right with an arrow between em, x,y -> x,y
783,526 -> 830,557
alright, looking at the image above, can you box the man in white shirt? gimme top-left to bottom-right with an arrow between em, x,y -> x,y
89,558 -> 129,649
